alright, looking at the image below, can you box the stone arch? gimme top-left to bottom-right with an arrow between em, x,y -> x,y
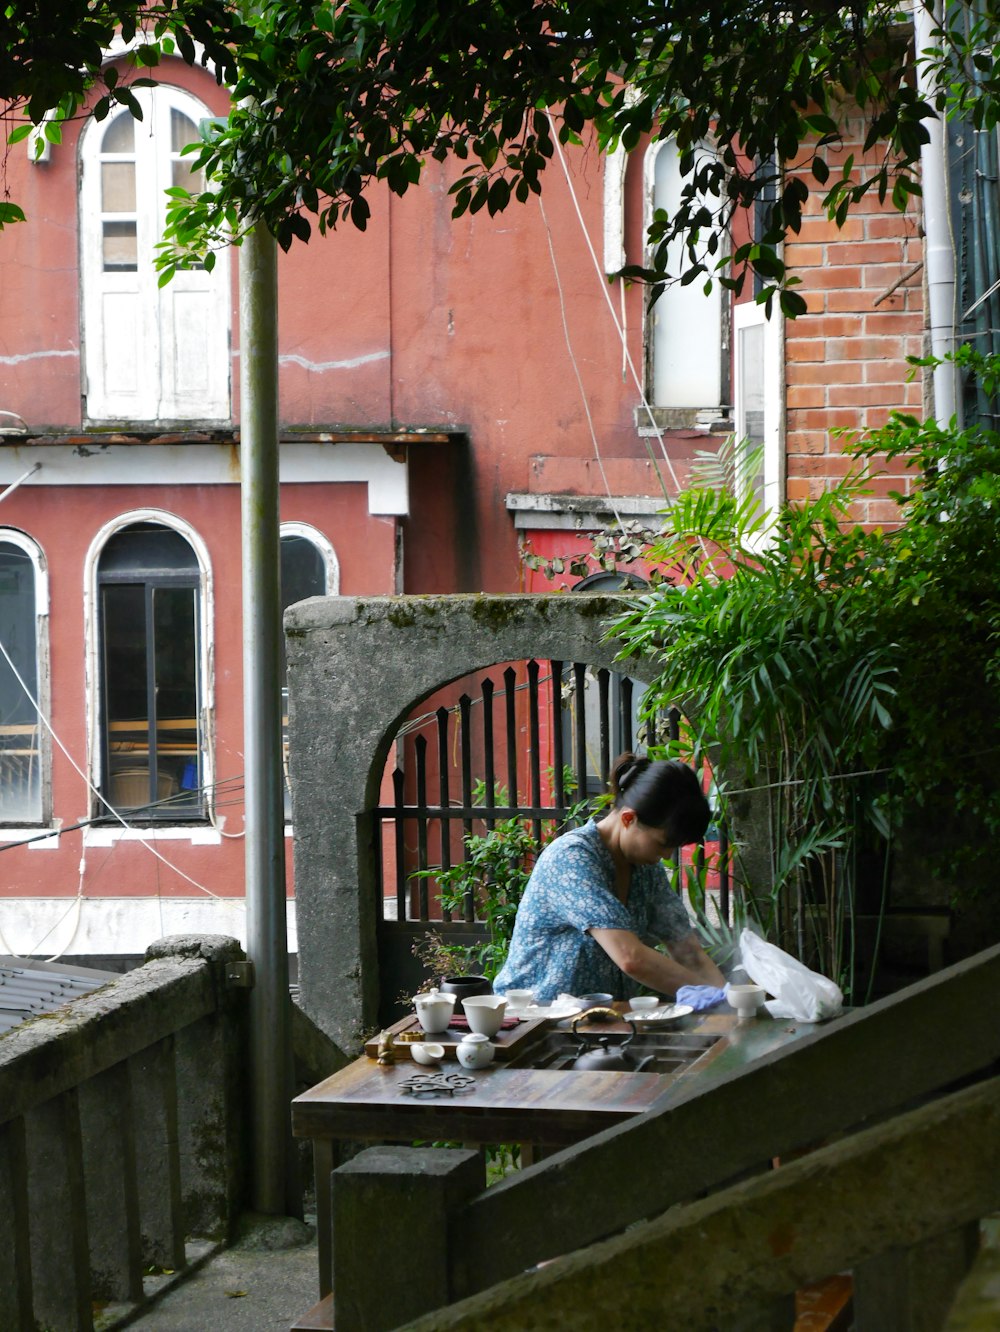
285,593 -> 658,1048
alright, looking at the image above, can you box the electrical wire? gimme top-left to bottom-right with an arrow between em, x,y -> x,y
545,113 -> 688,503
0,631 -> 245,968
537,190 -> 628,538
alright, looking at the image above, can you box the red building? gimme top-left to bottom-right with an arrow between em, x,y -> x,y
0,46 -> 932,966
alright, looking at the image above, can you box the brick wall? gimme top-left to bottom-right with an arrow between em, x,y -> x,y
783,114 -> 926,528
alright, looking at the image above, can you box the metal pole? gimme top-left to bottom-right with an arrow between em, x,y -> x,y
239,219 -> 296,1215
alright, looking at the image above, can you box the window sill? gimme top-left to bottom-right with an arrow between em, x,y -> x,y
84,825 -> 222,847
635,405 -> 733,434
0,827 -> 60,848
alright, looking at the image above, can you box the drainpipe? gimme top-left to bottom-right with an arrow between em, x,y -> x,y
914,0 -> 962,426
240,220 -> 297,1215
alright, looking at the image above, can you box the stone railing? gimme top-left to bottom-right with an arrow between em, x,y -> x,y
328,944 -> 1000,1331
0,935 -> 249,1332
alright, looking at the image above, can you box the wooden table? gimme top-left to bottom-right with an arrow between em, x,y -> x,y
293,1006 -> 735,1303
291,1006 -> 826,1328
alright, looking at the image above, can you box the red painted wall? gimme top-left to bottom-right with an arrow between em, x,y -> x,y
0,58 -> 928,947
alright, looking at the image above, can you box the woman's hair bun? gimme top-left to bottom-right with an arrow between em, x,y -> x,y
610,752 -> 649,795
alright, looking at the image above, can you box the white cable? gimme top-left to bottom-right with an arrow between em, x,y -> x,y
545,113 -> 687,499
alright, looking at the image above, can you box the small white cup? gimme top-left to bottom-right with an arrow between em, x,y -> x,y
504,988 -> 535,1009
629,995 -> 660,1013
410,1042 -> 445,1066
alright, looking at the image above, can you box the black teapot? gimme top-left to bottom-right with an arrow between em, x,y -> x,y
568,1009 -> 655,1072
438,974 -> 492,1015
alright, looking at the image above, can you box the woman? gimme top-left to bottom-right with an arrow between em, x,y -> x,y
493,753 -> 725,1003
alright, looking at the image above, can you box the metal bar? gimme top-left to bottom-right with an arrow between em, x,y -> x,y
482,675 -> 496,827
597,669 -> 610,788
373,804 -> 385,921
145,583 -> 159,807
668,705 -> 680,744
550,660 -> 565,816
240,220 -> 294,1218
374,804 -> 567,821
620,676 -> 634,753
437,707 -> 453,923
527,661 -> 542,846
718,820 -> 730,925
459,694 -> 474,923
503,666 -> 518,806
392,766 -> 407,922
572,662 -> 587,803
415,736 -> 429,921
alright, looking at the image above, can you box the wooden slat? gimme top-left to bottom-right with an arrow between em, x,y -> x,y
405,1073 -> 1000,1331
450,946 -> 1000,1297
291,1292 -> 334,1330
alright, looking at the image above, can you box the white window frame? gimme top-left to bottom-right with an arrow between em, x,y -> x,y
733,300 -> 784,532
78,83 -> 231,424
84,510 -> 215,823
279,523 -> 341,597
0,529 -> 51,828
643,138 -> 728,425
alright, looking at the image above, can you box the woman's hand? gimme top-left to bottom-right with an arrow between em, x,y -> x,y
589,927 -> 725,995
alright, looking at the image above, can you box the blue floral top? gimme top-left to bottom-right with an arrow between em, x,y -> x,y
493,820 -> 694,1002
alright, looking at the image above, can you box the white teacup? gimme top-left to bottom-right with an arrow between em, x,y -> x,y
629,995 -> 660,1013
413,989 -> 456,1034
462,994 -> 508,1037
504,988 -> 535,1009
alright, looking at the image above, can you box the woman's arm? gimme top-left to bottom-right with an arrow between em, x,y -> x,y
589,927 -> 725,995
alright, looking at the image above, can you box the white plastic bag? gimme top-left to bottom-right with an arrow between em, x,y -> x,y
738,927 -> 843,1022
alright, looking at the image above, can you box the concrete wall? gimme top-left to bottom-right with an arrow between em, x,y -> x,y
284,592 -> 660,1049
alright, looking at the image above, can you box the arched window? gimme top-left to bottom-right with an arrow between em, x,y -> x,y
0,533 -> 48,825
280,525 -> 338,819
96,520 -> 208,819
79,83 -> 231,423
645,139 -> 726,421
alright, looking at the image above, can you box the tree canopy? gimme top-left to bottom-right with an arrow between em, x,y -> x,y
3,0 -> 1000,304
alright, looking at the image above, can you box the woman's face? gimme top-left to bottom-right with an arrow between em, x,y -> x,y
619,811 -> 676,865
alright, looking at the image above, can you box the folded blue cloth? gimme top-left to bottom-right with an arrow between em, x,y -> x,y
676,984 -> 727,1011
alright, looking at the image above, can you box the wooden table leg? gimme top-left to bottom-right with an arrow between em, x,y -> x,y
313,1139 -> 336,1299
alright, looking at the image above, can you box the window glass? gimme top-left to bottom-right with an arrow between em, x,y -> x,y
0,541 -> 42,823
649,139 -> 724,410
169,110 -> 204,194
736,319 -> 766,509
280,534 -> 329,818
99,524 -> 203,819
102,113 -> 135,153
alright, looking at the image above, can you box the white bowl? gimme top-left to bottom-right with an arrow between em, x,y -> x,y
629,995 -> 660,1012
410,1042 -> 445,1066
462,994 -> 507,1036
